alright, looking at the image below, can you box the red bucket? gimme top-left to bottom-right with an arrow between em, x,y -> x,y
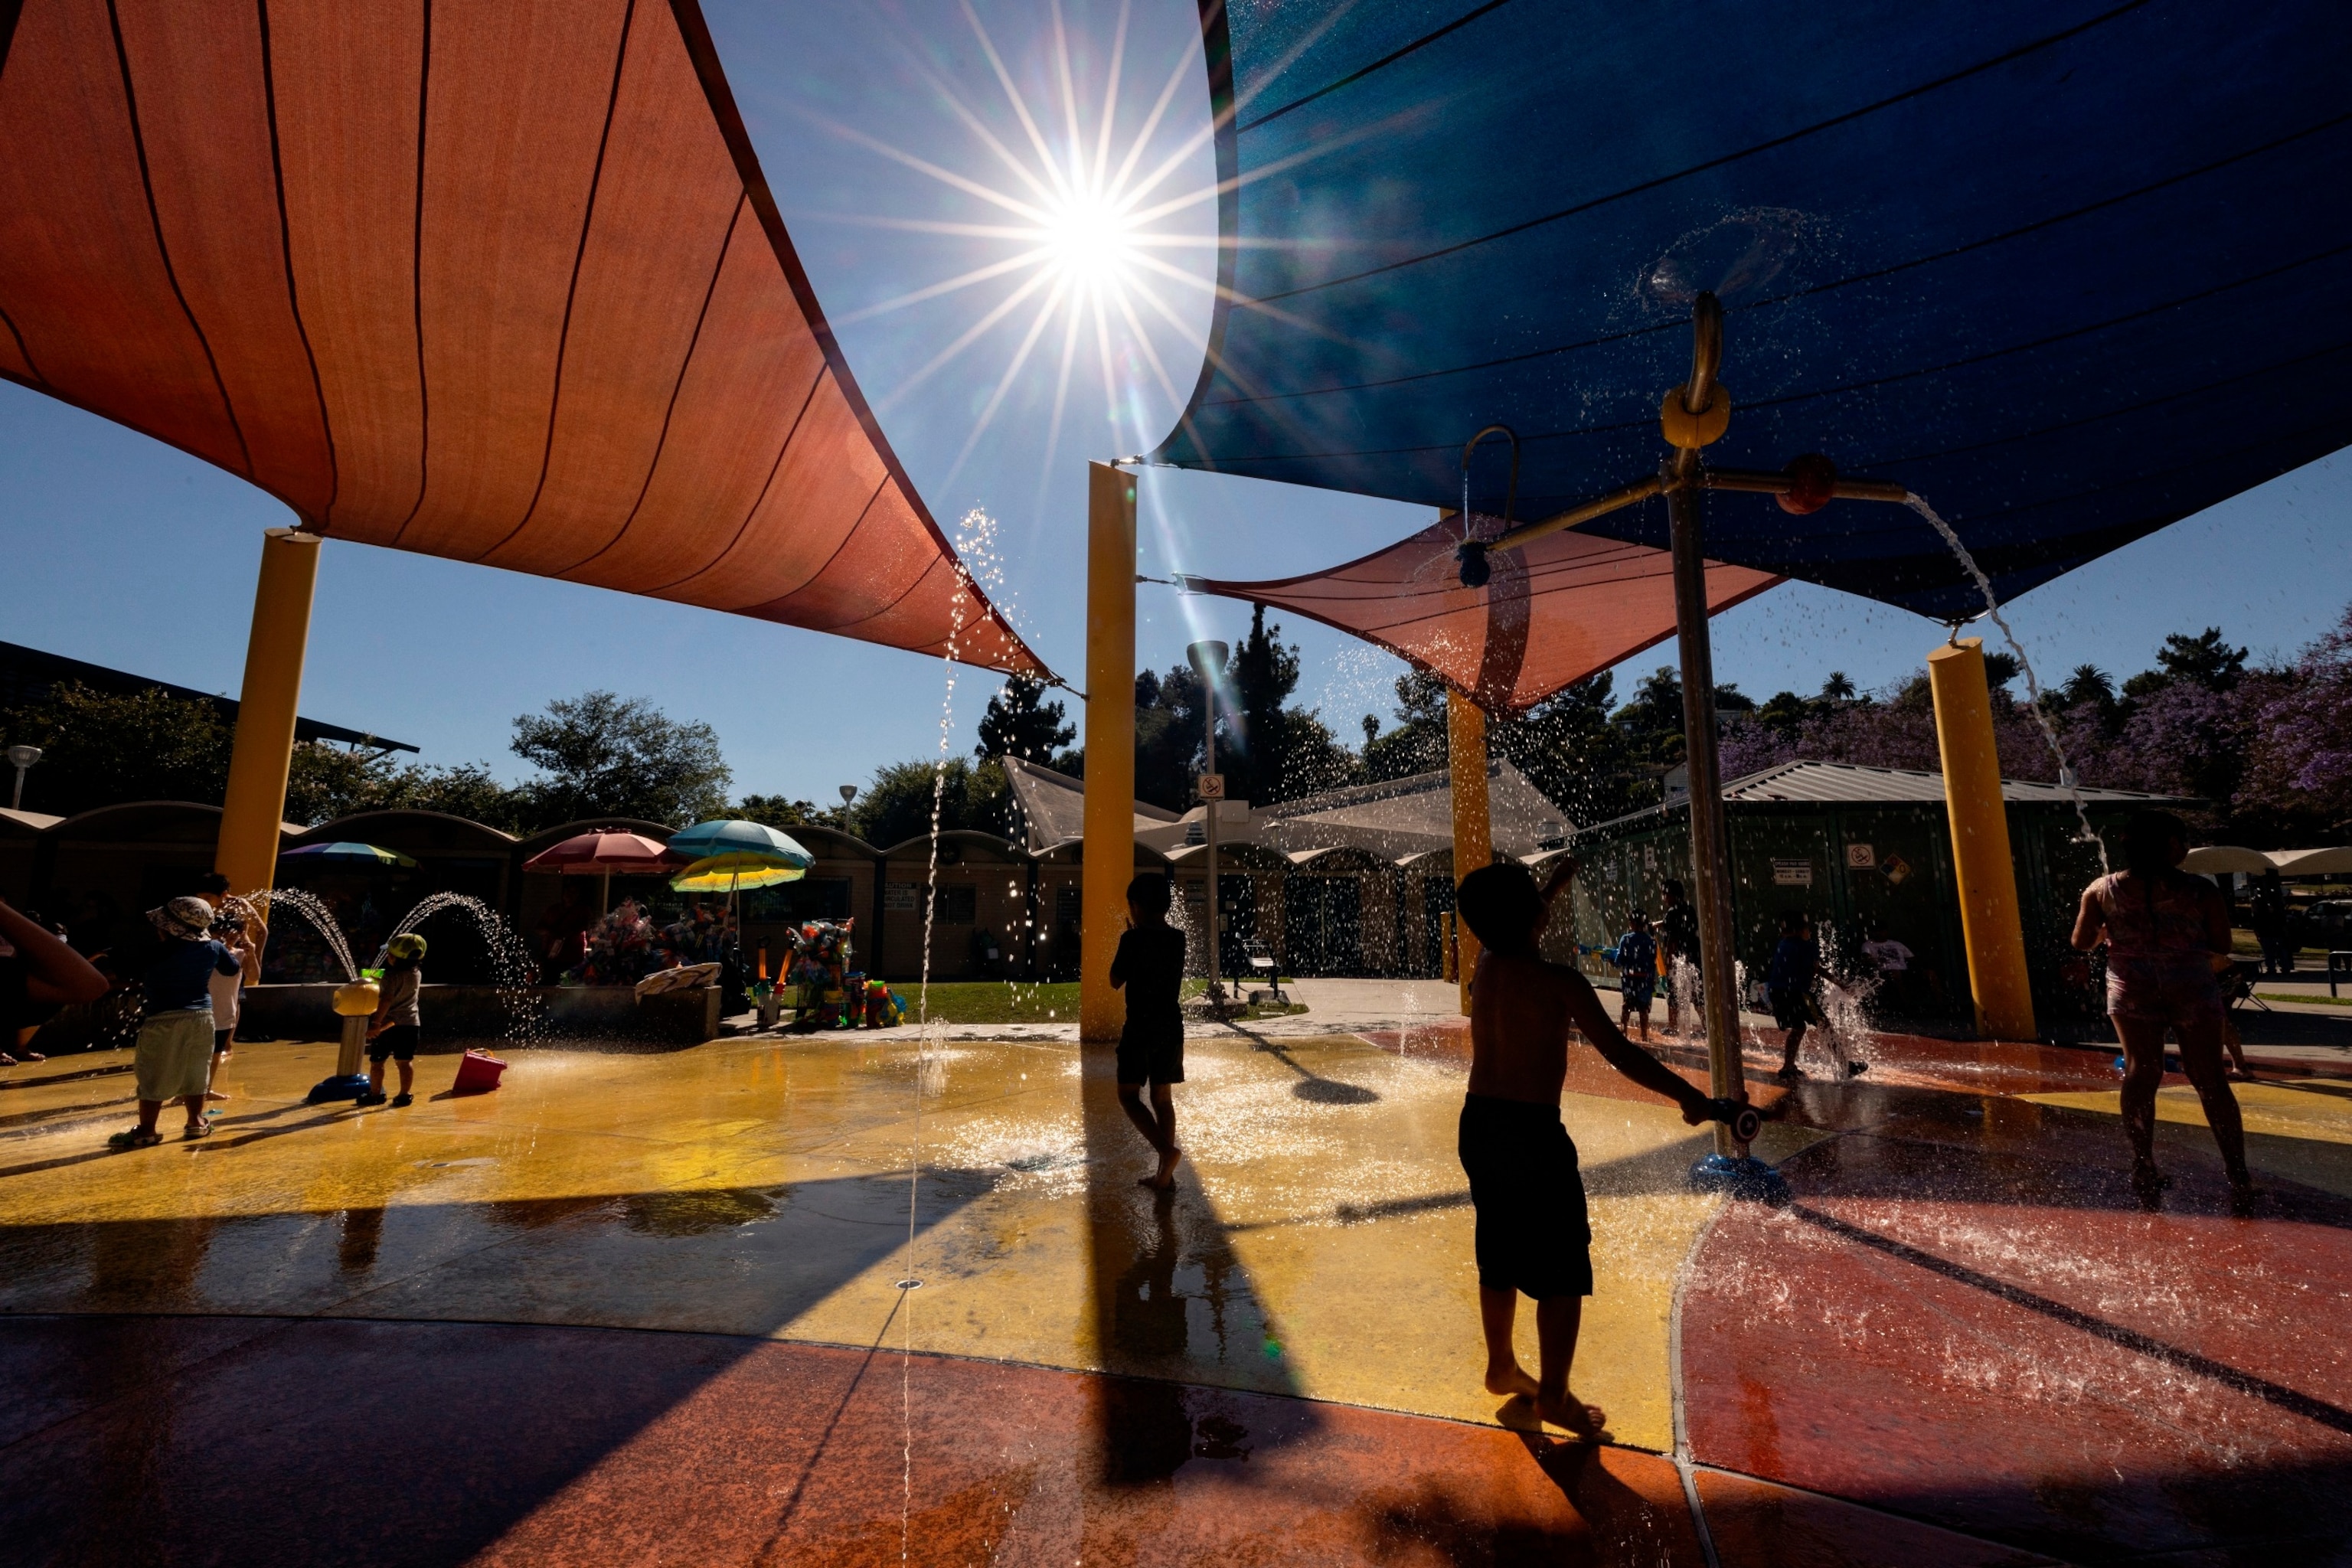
451,1049 -> 508,1095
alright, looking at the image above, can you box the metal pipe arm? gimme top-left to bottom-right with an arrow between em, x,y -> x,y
1700,468 -> 1912,504
1481,476 -> 1661,554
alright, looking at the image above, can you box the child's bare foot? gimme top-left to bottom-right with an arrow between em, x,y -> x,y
204,1089 -> 229,1102
1138,1145 -> 1181,1190
1483,1362 -> 1540,1400
1534,1390 -> 1607,1441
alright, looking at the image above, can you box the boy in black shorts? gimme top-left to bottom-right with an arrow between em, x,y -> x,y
1456,860 -> 1719,1439
1109,874 -> 1186,1191
361,933 -> 426,1108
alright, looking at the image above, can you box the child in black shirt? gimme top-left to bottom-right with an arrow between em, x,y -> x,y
1109,874 -> 1186,1191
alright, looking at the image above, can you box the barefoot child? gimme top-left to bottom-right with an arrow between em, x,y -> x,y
1109,875 -> 1186,1191
1611,911 -> 1658,1041
1456,860 -> 1720,1440
360,933 -> 426,1108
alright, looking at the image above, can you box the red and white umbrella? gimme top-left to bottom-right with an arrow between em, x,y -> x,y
521,831 -> 682,915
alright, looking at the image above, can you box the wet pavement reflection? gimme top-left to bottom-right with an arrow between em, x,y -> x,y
2,1018 -> 2350,1562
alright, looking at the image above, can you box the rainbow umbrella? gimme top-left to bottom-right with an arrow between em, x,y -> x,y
282,841 -> 417,867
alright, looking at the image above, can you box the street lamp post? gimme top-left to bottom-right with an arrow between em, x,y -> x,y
6,745 -> 40,812
1187,642 -> 1229,1003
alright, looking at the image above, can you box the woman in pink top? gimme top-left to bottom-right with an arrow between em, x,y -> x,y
2071,810 -> 2249,1205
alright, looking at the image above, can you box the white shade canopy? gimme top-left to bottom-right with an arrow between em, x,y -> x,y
2265,847 -> 2352,877
2180,846 -> 2279,874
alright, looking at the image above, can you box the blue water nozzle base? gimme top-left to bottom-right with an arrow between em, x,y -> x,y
305,1073 -> 374,1105
1688,1152 -> 1791,1204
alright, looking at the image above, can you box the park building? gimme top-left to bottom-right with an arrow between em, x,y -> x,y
0,756 -> 2194,1027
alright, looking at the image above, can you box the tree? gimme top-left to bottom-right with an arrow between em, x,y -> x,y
1363,670 -> 1448,782
1818,671 -> 1857,702
1133,664 -> 1204,810
1495,673 -> 1635,824
508,691 -> 732,828
846,756 -> 1010,846
0,682 -> 232,813
2123,627 -> 2248,698
734,793 -> 831,831
975,675 -> 1074,763
2239,608 -> 2352,837
283,747 -> 532,830
1207,606 -> 1354,804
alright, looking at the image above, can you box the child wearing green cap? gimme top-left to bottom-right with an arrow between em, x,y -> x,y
361,933 -> 426,1107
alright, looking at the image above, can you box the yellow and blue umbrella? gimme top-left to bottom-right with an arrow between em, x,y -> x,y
669,852 -> 805,893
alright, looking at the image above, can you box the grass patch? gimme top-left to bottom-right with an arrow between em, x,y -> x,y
893,979 -> 1307,1024
897,982 -> 1080,1024
2258,991 -> 2352,1008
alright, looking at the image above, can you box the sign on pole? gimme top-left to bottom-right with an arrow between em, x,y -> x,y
1197,773 -> 1226,800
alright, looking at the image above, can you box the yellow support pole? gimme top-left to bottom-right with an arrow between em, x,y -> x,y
215,528 -> 322,900
1447,689 -> 1491,1014
1928,638 -> 2037,1040
1080,462 -> 1137,1044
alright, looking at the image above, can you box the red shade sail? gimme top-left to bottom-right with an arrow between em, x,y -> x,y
0,0 -> 1041,676
1183,514 -> 1780,715
520,831 -> 679,876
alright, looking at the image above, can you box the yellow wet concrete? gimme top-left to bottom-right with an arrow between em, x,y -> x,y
2022,1077 -> 2352,1197
0,1031 -> 1730,1451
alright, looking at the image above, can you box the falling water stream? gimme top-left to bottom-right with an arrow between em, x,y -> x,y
256,887 -> 358,982
895,507 -> 999,1562
1907,494 -> 2110,874
387,892 -> 546,1043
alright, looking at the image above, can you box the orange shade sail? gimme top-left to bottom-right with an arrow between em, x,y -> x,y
0,0 -> 1042,675
1181,514 -> 1780,715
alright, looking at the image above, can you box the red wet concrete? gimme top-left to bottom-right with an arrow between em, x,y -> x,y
1681,1132 -> 2352,1563
1693,1468 -> 2063,1566
0,1314 -> 1724,1566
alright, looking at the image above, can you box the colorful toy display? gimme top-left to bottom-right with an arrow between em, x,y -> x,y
786,919 -> 856,1027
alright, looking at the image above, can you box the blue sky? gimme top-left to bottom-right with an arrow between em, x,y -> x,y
3,0 -> 2347,808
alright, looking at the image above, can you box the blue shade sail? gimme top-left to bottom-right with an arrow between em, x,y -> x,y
1150,1 -> 2352,616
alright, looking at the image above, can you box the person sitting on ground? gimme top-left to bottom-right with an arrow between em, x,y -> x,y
360,933 -> 426,1109
0,897 -> 107,1067
2073,809 -> 2252,1206
1611,911 -> 1659,1041
1109,874 -> 1187,1191
1455,859 -> 1716,1441
109,898 -> 245,1148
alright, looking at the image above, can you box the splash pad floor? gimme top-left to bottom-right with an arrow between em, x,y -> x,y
2,1022 -> 2347,1563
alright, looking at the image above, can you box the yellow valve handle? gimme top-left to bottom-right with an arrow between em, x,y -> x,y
1660,383 -> 1731,449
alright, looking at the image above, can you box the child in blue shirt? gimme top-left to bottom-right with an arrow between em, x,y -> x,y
1612,912 -> 1658,1040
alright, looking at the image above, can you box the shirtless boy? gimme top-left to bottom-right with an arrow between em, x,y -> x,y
1456,858 -> 1724,1439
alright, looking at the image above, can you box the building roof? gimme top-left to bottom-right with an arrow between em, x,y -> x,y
1719,760 -> 2197,807
1584,759 -> 2194,836
1256,758 -> 1566,860
1,640 -> 416,753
